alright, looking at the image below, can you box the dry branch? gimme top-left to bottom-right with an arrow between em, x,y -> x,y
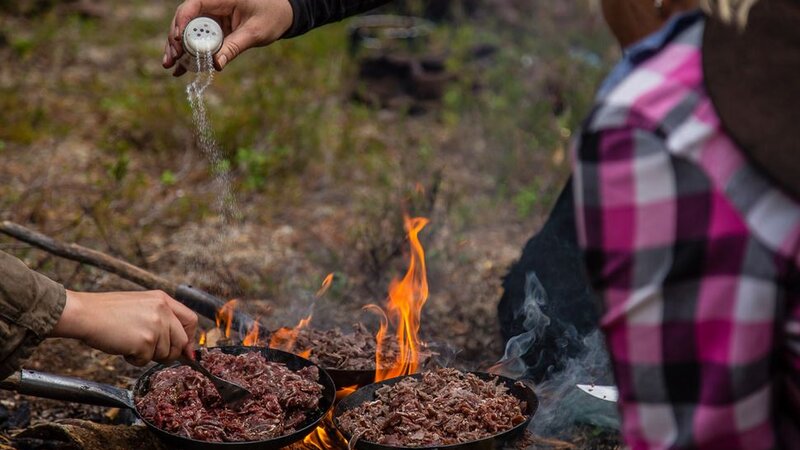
0,221 -> 255,332
0,221 -> 173,293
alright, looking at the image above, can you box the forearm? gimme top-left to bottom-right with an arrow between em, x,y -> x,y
0,250 -> 66,379
283,0 -> 392,38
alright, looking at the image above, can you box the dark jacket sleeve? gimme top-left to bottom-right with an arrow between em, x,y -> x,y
283,0 -> 392,38
0,250 -> 66,379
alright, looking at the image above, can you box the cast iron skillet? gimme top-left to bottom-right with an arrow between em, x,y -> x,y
310,349 -> 435,390
333,372 -> 537,450
0,346 -> 336,450
177,285 -> 381,391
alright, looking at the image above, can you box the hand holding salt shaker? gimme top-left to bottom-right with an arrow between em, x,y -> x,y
177,17 -> 224,72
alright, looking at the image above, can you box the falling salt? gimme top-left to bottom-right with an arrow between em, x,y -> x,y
186,49 -> 240,223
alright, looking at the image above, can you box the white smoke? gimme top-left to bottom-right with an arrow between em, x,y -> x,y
492,271 -> 620,438
494,272 -> 550,379
531,329 -> 620,436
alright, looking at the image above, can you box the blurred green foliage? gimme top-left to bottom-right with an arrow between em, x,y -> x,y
160,169 -> 177,186
0,0 -> 613,232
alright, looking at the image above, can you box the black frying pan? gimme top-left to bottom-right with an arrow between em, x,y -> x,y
333,372 -> 537,450
177,286 -> 380,391
0,346 -> 336,450
311,348 -> 437,391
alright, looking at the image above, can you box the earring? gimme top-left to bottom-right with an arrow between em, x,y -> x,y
654,0 -> 664,10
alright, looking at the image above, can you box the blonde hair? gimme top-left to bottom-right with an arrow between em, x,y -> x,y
700,0 -> 760,27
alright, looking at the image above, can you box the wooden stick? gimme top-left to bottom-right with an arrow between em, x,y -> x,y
0,221 -> 175,294
0,221 -> 256,332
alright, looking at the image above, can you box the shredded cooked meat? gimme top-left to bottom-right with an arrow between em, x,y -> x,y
135,349 -> 323,442
293,324 -> 401,371
337,368 -> 527,447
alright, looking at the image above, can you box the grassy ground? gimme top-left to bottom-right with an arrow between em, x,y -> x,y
0,0 -> 616,446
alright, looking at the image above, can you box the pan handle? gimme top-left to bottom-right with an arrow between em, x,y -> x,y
0,370 -> 134,409
175,284 -> 258,333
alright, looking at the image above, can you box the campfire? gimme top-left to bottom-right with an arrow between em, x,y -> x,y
182,216 -> 537,450
0,216 -> 542,450
187,216 -> 434,449
199,216 -> 430,382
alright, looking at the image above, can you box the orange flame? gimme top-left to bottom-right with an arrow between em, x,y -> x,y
303,411 -> 349,450
335,384 -> 359,401
316,273 -> 335,297
269,314 -> 312,352
216,299 -> 238,338
242,320 -> 260,346
363,303 -> 388,369
198,299 -> 261,348
267,274 -> 331,355
374,216 -> 430,382
303,425 -> 335,450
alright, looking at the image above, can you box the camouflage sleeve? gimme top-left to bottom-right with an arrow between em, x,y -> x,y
0,250 -> 66,379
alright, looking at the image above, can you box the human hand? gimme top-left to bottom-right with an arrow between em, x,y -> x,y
51,290 -> 199,366
163,0 -> 294,76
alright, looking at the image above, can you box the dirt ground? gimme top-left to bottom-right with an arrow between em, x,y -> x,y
0,0 -> 619,447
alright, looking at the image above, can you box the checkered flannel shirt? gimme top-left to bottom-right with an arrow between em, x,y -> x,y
571,14 -> 800,450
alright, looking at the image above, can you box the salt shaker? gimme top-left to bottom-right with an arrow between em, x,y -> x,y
177,17 -> 224,72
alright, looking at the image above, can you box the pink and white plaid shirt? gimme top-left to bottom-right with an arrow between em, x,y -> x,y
571,14 -> 800,450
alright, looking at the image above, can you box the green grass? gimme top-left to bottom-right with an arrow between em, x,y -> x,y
1,2 -> 610,205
